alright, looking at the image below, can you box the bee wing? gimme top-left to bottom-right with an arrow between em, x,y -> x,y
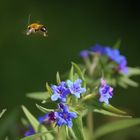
28,14 -> 31,25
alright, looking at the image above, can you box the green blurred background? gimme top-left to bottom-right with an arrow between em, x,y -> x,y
0,0 -> 140,139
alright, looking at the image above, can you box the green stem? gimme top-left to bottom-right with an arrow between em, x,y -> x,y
89,54 -> 99,76
86,54 -> 99,139
56,127 -> 60,140
87,112 -> 94,139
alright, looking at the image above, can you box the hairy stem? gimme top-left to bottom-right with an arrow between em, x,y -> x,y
86,54 -> 99,139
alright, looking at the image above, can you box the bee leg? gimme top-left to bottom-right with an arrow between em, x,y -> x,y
43,32 -> 47,37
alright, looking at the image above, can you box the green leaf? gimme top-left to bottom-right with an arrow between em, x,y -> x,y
36,104 -> 54,113
72,117 -> 85,140
0,109 -> 6,119
72,62 -> 85,80
103,103 -> 127,115
26,92 -> 50,100
127,67 -> 140,76
118,80 -> 128,88
56,72 -> 61,84
113,39 -> 121,49
69,65 -> 74,81
46,82 -> 52,94
21,118 -> 29,127
21,105 -> 53,140
0,109 -> 19,138
81,93 -> 97,102
94,109 -> 132,118
120,76 -> 139,87
69,128 -> 78,140
20,131 -> 54,140
94,118 -> 140,139
72,62 -> 86,87
5,136 -> 8,140
58,126 -> 67,140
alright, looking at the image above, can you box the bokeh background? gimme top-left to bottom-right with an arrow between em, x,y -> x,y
0,0 -> 140,139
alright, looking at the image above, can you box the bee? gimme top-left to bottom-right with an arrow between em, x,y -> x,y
26,15 -> 48,37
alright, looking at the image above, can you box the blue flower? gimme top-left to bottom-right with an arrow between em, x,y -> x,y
80,50 -> 89,58
105,47 -> 121,62
67,79 -> 86,98
99,78 -> 113,104
91,44 -> 106,54
38,111 -> 56,124
118,56 -> 128,74
55,103 -> 77,127
105,47 -> 128,74
51,82 -> 69,102
24,126 -> 35,136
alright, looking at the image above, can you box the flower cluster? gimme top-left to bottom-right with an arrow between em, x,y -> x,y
80,44 -> 128,74
51,79 -> 86,102
105,47 -> 128,74
25,79 -> 86,136
99,78 -> 114,104
38,103 -> 77,128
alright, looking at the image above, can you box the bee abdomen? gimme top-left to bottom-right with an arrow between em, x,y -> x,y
40,26 -> 48,32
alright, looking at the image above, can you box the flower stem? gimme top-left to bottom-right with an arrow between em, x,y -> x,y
87,112 -> 94,139
86,54 -> 99,139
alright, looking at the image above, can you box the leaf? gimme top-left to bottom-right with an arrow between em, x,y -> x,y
69,65 -> 74,81
0,109 -> 6,119
103,103 -> 127,115
5,136 -> 8,140
68,128 -> 78,140
113,39 -> 121,49
21,105 -> 54,140
72,62 -> 85,80
94,118 -> 140,139
81,93 -> 97,102
36,104 -> 54,113
56,72 -> 61,84
127,67 -> 140,76
0,109 -> 19,138
71,117 -> 85,140
46,82 -> 52,94
20,131 -> 54,140
58,126 -> 67,140
26,92 -> 50,100
93,109 -> 132,118
118,80 -> 128,88
120,76 -> 139,87
72,62 -> 86,87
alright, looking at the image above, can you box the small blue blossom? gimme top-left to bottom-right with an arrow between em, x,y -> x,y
38,111 -> 56,124
105,47 -> 121,63
118,56 -> 128,74
105,47 -> 128,74
51,82 -> 69,102
24,126 -> 35,136
67,79 -> 86,98
99,78 -> 113,104
55,103 -> 77,127
91,44 -> 106,54
80,50 -> 89,58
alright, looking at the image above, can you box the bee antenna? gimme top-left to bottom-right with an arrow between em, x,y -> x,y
27,14 -> 31,25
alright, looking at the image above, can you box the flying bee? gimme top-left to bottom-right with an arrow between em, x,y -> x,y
26,23 -> 48,37
26,15 -> 48,37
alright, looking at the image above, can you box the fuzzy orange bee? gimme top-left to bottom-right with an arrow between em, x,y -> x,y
26,23 -> 48,37
26,15 -> 48,37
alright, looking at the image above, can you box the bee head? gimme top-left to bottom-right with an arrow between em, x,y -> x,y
27,25 -> 31,30
26,25 -> 34,35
